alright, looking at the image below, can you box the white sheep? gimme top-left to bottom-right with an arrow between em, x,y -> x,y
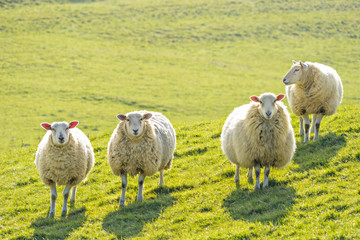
283,60 -> 343,142
35,121 -> 94,217
221,93 -> 296,190
107,111 -> 176,206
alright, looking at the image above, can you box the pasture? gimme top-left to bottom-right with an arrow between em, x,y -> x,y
0,0 -> 359,239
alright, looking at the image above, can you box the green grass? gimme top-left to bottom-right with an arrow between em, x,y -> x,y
0,0 -> 359,149
1,105 -> 359,239
0,0 -> 359,239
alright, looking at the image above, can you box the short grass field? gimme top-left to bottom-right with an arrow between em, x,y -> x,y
0,0 -> 359,239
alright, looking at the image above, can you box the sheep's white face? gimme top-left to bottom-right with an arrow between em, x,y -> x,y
41,121 -> 79,146
282,60 -> 308,85
250,93 -> 285,120
117,112 -> 152,138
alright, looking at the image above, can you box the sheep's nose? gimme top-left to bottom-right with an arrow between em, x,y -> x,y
59,136 -> 65,142
266,111 -> 272,117
133,129 -> 139,135
283,78 -> 287,83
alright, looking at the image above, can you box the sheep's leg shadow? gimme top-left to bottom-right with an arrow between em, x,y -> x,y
49,183 -> 57,218
120,174 -> 127,207
313,115 -> 324,140
254,164 -> 261,191
62,185 -> 72,217
137,174 -> 145,202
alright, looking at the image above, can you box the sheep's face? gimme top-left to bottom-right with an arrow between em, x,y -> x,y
283,60 -> 308,85
41,121 -> 79,146
117,112 -> 152,138
250,93 -> 285,120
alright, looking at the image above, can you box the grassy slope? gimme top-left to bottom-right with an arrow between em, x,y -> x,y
0,0 -> 359,149
0,105 -> 359,239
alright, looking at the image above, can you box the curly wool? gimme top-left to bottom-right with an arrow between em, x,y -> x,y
108,112 -> 176,177
221,101 -> 296,169
35,128 -> 95,186
286,62 -> 343,116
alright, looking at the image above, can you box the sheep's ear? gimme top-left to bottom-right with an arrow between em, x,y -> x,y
250,96 -> 260,102
276,94 -> 285,101
117,114 -> 127,121
299,61 -> 308,70
41,123 -> 52,130
292,60 -> 297,65
69,121 -> 79,128
143,113 -> 152,120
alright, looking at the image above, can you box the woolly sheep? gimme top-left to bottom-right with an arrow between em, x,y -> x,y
108,111 -> 176,206
35,121 -> 94,217
221,93 -> 296,190
283,60 -> 343,142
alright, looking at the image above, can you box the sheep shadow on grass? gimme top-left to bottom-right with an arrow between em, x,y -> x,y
30,205 -> 87,239
102,185 -> 181,239
223,182 -> 296,223
292,132 -> 347,172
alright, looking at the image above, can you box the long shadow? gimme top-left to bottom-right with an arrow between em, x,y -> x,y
102,185 -> 181,239
293,132 -> 347,171
31,205 -> 87,239
223,181 -> 296,223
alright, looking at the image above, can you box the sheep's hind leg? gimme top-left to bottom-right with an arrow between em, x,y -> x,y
49,183 -> 57,218
254,164 -> 261,191
137,173 -> 145,202
62,185 -> 72,216
247,167 -> 253,179
263,165 -> 270,188
159,170 -> 164,186
313,115 -> 324,140
299,117 -> 304,136
120,174 -> 127,207
303,115 -> 311,143
70,186 -> 77,204
234,165 -> 240,183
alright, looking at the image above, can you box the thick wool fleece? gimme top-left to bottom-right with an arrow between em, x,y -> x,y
35,128 -> 94,186
108,112 -> 176,177
221,101 -> 296,169
286,62 -> 343,116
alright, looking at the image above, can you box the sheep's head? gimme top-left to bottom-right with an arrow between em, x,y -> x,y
282,60 -> 309,85
41,121 -> 79,146
117,112 -> 152,138
250,93 -> 285,120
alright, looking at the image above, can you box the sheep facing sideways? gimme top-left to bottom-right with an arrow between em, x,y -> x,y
221,93 -> 296,190
35,121 -> 94,217
108,111 -> 176,206
283,60 -> 343,142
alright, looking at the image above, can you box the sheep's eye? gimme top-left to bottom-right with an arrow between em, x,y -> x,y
259,101 -> 263,104
294,69 -> 299,72
126,119 -> 130,122
66,127 -> 69,130
140,118 -> 143,121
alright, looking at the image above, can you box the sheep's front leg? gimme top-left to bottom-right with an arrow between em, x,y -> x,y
313,115 -> 324,140
254,164 -> 261,191
234,165 -> 240,183
49,183 -> 57,218
310,114 -> 317,133
263,165 -> 270,188
137,174 -> 145,202
62,185 -> 72,216
70,186 -> 77,204
247,167 -> 253,179
299,117 -> 304,136
120,174 -> 127,207
303,115 -> 311,143
159,170 -> 164,186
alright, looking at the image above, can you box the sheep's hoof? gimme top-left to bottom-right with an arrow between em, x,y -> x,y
119,200 -> 125,207
303,138 -> 310,143
49,211 -> 55,218
61,209 -> 67,217
254,185 -> 260,191
263,183 -> 268,188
